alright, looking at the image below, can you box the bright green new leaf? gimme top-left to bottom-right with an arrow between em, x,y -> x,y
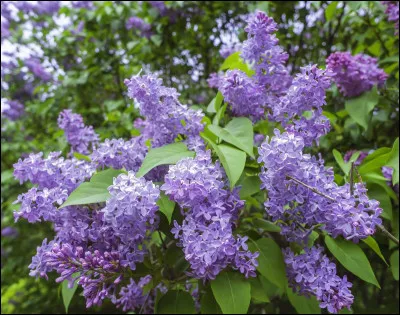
60,168 -> 124,208
156,192 -> 175,224
207,92 -> 223,113
325,1 -> 338,21
208,117 -> 254,157
136,142 -> 195,178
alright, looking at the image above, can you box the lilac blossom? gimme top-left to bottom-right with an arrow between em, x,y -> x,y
343,150 -> 369,166
58,110 -> 99,154
115,276 -> 152,312
219,43 -> 242,58
162,150 -> 258,280
33,1 -> 60,15
1,100 -> 24,121
326,52 -> 388,97
258,129 -> 382,243
284,246 -> 354,313
383,1 -> 399,34
1,227 -> 18,237
220,70 -> 266,121
25,58 -> 52,82
207,72 -> 222,89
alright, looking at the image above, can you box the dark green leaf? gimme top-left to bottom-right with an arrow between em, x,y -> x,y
286,286 -> 321,314
157,290 -> 195,314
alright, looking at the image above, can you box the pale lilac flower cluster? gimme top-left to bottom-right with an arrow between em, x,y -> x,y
124,73 -> 204,149
326,52 -> 388,97
284,246 -> 354,313
343,150 -> 369,166
258,129 -> 382,243
219,43 -> 242,58
71,1 -> 94,9
126,16 -> 152,37
207,72 -> 223,89
91,137 -> 147,172
25,58 -> 52,82
383,1 -> 399,34
241,11 -> 291,94
162,150 -> 258,280
58,109 -> 99,155
102,172 -> 160,262
33,1 -> 60,15
220,70 -> 266,121
1,100 -> 25,121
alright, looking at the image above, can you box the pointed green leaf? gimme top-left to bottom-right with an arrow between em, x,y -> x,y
157,290 -> 195,314
157,192 -> 175,224
248,238 -> 287,289
325,236 -> 380,288
136,142 -> 195,178
208,117 -> 254,158
390,250 -> 399,281
253,218 -> 281,232
207,92 -> 223,113
62,278 -> 78,314
200,287 -> 222,314
362,236 -> 388,266
211,271 -> 251,314
286,286 -> 321,314
249,277 -> 270,303
385,138 -> 399,185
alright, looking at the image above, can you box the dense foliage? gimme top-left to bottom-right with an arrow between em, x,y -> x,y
1,1 -> 399,314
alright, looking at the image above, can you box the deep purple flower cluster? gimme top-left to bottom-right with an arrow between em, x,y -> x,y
326,52 -> 388,97
25,58 -> 52,82
258,129 -> 382,243
115,275 -> 152,312
1,100 -> 25,121
58,110 -> 99,155
383,1 -> 399,34
284,246 -> 354,313
162,150 -> 258,280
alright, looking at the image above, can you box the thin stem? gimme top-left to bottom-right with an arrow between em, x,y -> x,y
286,175 -> 400,246
349,162 -> 355,195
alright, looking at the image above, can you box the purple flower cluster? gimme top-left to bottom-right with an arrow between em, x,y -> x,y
219,43 -> 242,59
71,1 -> 94,9
343,150 -> 369,166
58,110 -> 99,155
102,172 -> 160,268
326,52 -> 388,97
115,275 -> 152,312
124,73 -> 204,149
284,246 -> 354,313
241,11 -> 291,94
258,129 -> 382,243
91,137 -> 147,172
33,1 -> 60,15
126,16 -> 151,37
25,58 -> 52,82
220,70 -> 266,121
383,1 -> 399,34
1,100 -> 25,121
207,72 -> 223,89
162,150 -> 258,280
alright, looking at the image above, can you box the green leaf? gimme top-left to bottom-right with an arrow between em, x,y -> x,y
157,192 -> 175,224
249,277 -> 270,303
390,251 -> 399,281
73,152 -> 91,162
325,1 -> 338,21
220,52 -> 255,76
344,86 -> 379,130
62,278 -> 78,314
286,286 -> 321,314
202,134 -> 246,188
333,149 -> 349,175
200,287 -> 222,314
368,41 -> 381,57
385,138 -> 399,185
248,238 -> 287,289
253,218 -> 281,232
207,92 -> 223,113
213,104 -> 227,126
362,236 -> 388,266
239,175 -> 261,198
324,236 -> 380,288
60,169 -> 124,208
157,290 -> 195,314
136,142 -> 195,178
211,271 -> 251,314
367,184 -> 392,220
208,117 -> 254,158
